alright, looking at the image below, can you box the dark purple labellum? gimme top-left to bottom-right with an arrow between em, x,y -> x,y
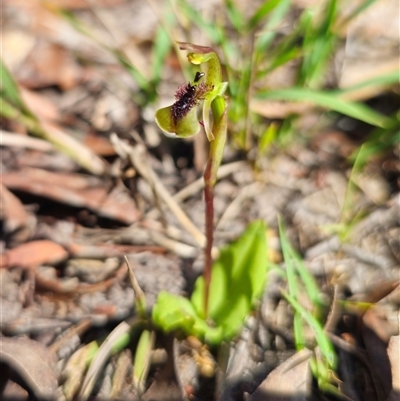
171,72 -> 207,125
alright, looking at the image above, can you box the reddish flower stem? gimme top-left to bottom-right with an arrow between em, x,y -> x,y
203,161 -> 214,317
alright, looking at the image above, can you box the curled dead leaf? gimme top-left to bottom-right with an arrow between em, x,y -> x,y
0,337 -> 58,400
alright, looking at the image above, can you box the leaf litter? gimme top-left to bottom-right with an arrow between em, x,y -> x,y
1,0 -> 399,400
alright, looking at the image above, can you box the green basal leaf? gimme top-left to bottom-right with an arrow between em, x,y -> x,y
152,221 -> 268,345
152,291 -> 224,342
191,220 -> 267,343
155,106 -> 200,138
133,330 -> 154,394
152,291 -> 199,332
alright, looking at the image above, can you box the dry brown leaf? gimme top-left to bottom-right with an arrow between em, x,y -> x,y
3,167 -> 96,189
0,337 -> 58,399
0,184 -> 30,234
20,88 -> 60,123
17,41 -> 82,90
250,99 -> 310,119
67,243 -> 166,258
2,168 -> 140,224
45,0 -> 129,10
250,349 -> 312,401
2,30 -> 36,70
1,240 -> 68,269
83,133 -> 117,157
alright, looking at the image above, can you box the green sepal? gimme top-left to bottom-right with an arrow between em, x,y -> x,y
155,106 -> 200,138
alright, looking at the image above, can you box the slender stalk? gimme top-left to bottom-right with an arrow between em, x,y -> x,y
202,96 -> 227,317
203,166 -> 214,316
155,43 -> 228,318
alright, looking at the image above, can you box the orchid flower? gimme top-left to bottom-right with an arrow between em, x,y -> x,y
155,43 -> 228,316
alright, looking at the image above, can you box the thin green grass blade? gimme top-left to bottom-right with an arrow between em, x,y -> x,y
258,46 -> 300,79
339,71 -> 399,98
225,0 -> 245,32
254,0 -> 292,58
278,218 -> 305,350
258,122 -> 278,153
279,222 -> 326,312
247,0 -> 282,30
177,0 -> 237,66
256,88 -> 394,128
151,26 -> 172,84
349,118 -> 400,167
176,0 -> 221,43
229,58 -> 253,147
299,0 -> 337,88
339,143 -> 369,227
282,291 -> 337,369
59,10 -> 151,100
339,0 -> 379,27
0,60 -> 34,117
133,330 -> 155,394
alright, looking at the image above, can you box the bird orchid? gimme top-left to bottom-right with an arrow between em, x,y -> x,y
155,43 -> 228,316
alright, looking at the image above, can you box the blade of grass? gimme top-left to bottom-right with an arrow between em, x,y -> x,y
247,0 -> 282,30
1,95 -> 106,175
0,61 -> 32,116
176,0 -> 238,67
133,330 -> 155,395
349,117 -> 400,166
151,26 -> 172,85
59,9 -> 152,103
279,221 -> 326,313
225,0 -> 245,32
78,319 -> 142,401
299,0 -> 338,88
256,87 -> 394,128
338,143 -> 369,229
282,291 -> 337,369
338,0 -> 379,29
176,0 -> 221,43
254,0 -> 292,61
278,218 -> 305,350
338,71 -> 399,100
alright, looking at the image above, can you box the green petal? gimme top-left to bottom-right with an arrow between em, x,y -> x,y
202,95 -> 215,141
155,105 -> 200,138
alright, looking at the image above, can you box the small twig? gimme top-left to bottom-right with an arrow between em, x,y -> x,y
124,255 -> 146,318
148,231 -> 197,258
49,318 -> 92,354
1,130 -> 56,151
146,160 -> 247,221
78,319 -> 137,400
